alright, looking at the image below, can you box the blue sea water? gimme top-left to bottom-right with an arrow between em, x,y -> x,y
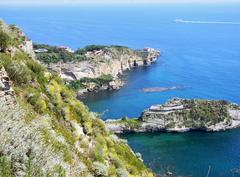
1,3 -> 240,177
122,129 -> 240,177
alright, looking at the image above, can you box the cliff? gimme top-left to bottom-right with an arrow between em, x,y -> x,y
0,19 -> 35,58
34,44 -> 160,96
0,20 -> 154,177
106,98 -> 240,133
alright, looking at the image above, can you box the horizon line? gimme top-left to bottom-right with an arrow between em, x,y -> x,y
1,1 -> 240,6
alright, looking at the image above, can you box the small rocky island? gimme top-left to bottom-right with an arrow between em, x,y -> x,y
106,98 -> 240,133
34,44 -> 160,97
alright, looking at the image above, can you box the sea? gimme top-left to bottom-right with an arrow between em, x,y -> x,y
1,3 -> 240,176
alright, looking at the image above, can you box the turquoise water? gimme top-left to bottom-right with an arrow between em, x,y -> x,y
122,129 -> 240,177
1,4 -> 240,176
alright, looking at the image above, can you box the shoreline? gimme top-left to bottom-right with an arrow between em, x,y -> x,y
77,62 -> 159,99
34,45 -> 161,98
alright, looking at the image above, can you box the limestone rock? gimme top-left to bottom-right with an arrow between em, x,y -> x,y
47,47 -> 160,94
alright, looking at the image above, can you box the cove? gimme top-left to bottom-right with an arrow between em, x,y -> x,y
121,129 -> 240,177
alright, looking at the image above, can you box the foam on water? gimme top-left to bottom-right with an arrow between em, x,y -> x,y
175,19 -> 240,25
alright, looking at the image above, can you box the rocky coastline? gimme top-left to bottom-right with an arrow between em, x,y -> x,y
34,45 -> 160,97
106,98 -> 240,134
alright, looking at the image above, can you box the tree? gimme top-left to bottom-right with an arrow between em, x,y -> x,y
0,31 -> 11,52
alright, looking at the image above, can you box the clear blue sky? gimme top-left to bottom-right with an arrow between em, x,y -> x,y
1,0 -> 240,5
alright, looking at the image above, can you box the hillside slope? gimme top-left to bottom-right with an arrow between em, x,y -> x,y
0,20 -> 154,177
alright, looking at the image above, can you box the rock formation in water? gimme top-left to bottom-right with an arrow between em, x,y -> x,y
106,98 -> 240,133
0,19 -> 154,177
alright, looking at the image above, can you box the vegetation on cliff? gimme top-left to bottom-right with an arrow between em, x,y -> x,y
34,43 -> 143,64
0,20 -> 153,177
33,44 -> 87,63
180,99 -> 231,127
0,20 -> 27,51
0,30 -> 11,52
69,74 -> 113,90
106,98 -> 240,133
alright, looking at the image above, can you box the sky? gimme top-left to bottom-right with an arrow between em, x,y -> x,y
0,0 -> 240,5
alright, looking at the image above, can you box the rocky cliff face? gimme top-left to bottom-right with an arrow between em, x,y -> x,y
0,20 -> 154,177
0,19 -> 35,58
106,98 -> 240,133
48,47 -> 160,81
45,47 -> 160,96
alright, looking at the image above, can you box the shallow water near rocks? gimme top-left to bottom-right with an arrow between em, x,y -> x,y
121,129 -> 240,177
1,3 -> 240,176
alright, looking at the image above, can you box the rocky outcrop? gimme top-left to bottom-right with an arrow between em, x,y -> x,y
77,78 -> 124,98
0,19 -> 35,58
48,47 -> 160,81
106,98 -> 240,133
19,39 -> 35,58
46,47 -> 160,96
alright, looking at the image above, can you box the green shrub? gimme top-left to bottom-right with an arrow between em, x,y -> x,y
74,48 -> 86,55
0,30 -> 11,52
26,60 -> 44,74
27,90 -> 47,114
69,74 -> 113,90
34,44 -> 75,63
93,118 -> 107,135
108,165 -> 117,176
84,45 -> 107,51
75,54 -> 88,61
93,144 -> 105,163
68,80 -> 83,90
189,100 -> 230,125
114,143 -> 146,174
36,53 -> 59,64
0,156 -> 12,177
5,60 -> 32,85
26,60 -> 48,85
122,118 -> 142,129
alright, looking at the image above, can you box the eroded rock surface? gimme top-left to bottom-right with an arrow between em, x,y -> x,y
47,47 -> 160,96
